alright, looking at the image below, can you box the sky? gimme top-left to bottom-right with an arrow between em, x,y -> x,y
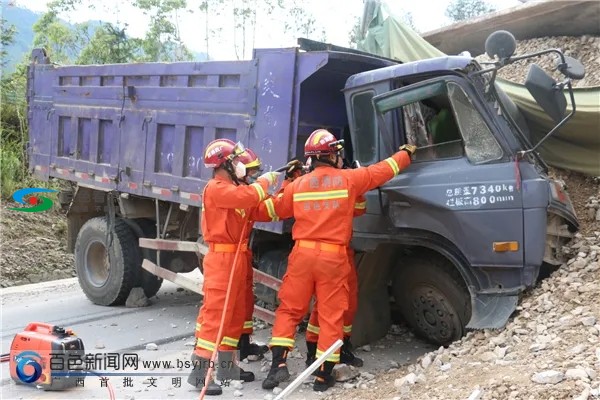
11,0 -> 522,60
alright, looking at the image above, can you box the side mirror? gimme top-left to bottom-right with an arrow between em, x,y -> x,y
485,30 -> 517,60
525,64 -> 567,123
557,55 -> 585,80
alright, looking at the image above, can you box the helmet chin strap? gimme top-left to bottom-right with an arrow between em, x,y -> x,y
224,160 -> 241,185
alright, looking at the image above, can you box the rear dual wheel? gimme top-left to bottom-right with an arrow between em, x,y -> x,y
74,217 -> 162,306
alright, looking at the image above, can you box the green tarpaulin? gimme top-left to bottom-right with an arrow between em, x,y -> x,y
357,1 -> 600,176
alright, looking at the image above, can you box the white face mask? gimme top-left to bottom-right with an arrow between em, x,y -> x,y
234,161 -> 246,179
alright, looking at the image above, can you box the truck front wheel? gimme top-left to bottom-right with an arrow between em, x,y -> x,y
392,254 -> 471,346
74,217 -> 140,306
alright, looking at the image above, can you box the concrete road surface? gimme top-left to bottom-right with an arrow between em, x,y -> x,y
1,274 -> 434,400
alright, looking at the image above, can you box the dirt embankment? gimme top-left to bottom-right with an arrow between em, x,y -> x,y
0,202 -> 74,287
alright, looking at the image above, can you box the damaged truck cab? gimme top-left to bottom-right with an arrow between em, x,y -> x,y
26,30 -> 583,348
338,31 -> 582,345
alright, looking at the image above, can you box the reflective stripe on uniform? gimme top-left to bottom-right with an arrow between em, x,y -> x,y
195,323 -> 202,332
235,208 -> 246,218
385,157 -> 400,175
306,323 -> 320,335
251,182 -> 267,201
221,336 -> 239,347
316,348 -> 340,363
196,338 -> 216,352
354,201 -> 366,210
269,337 -> 295,348
264,198 -> 279,221
293,189 -> 348,202
343,325 -> 352,334
243,321 -> 254,329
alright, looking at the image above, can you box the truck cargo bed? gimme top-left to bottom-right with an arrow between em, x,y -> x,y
27,47 -> 394,208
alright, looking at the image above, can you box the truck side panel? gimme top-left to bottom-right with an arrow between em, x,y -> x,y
28,57 -> 270,206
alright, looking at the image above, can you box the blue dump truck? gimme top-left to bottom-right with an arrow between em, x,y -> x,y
26,30 -> 584,347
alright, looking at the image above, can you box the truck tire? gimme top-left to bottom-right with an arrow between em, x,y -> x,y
74,217 -> 140,306
130,218 -> 163,298
392,254 -> 471,346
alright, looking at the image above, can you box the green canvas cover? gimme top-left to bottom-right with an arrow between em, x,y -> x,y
357,2 -> 600,176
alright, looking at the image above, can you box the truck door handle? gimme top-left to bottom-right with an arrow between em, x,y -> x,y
393,201 -> 411,208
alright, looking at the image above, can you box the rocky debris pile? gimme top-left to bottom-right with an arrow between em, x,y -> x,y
325,228 -> 600,400
548,168 -> 600,235
0,202 -> 75,287
475,35 -> 600,87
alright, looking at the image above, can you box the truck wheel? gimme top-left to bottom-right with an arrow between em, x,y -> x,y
74,217 -> 140,306
392,254 -> 471,346
131,218 -> 163,298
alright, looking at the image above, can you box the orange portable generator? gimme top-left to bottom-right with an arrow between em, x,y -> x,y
9,322 -> 85,390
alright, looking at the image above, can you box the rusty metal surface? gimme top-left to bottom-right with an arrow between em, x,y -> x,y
422,0 -> 600,56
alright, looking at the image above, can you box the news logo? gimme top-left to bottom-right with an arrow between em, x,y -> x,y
14,351 -> 43,383
8,188 -> 57,212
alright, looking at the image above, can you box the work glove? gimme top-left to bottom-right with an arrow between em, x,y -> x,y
284,159 -> 304,180
258,171 -> 281,186
399,144 -> 417,156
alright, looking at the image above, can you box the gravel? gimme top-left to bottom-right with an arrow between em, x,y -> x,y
475,35 -> 600,87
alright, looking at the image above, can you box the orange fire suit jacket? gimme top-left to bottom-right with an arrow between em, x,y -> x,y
255,152 -> 410,245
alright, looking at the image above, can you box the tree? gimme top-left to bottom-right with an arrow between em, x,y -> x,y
232,0 -> 256,60
77,24 -> 143,64
133,0 -> 193,61
283,1 -> 317,42
348,16 -> 362,48
32,12 -> 86,64
0,18 -> 16,69
445,0 -> 496,22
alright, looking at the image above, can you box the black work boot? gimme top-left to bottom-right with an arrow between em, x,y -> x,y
340,337 -> 363,367
187,353 -> 222,395
262,346 -> 291,389
216,351 -> 255,383
305,341 -> 318,376
238,333 -> 269,361
313,361 -> 336,392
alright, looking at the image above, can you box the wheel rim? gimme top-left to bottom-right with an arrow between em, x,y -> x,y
84,240 -> 110,287
410,284 -> 460,344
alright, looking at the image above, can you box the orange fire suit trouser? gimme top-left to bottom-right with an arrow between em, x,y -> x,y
194,245 -> 248,359
306,248 -> 357,342
269,241 -> 350,363
242,252 -> 254,335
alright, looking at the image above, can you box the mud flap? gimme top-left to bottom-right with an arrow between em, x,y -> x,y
466,293 -> 519,330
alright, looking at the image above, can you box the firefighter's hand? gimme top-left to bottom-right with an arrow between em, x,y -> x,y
258,171 -> 281,185
399,144 -> 417,156
285,159 -> 304,180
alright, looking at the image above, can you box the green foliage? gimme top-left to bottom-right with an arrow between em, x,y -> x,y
284,4 -> 317,39
1,17 -> 17,68
77,24 -> 143,64
1,62 -> 28,198
445,0 -> 496,22
133,0 -> 193,62
348,16 -> 362,48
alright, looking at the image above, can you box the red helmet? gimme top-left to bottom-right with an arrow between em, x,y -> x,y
238,148 -> 262,170
304,129 -> 344,157
203,139 -> 237,168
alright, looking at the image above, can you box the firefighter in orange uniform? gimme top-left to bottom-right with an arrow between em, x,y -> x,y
259,129 -> 415,392
189,139 -> 280,395
304,195 -> 366,370
235,148 -> 269,361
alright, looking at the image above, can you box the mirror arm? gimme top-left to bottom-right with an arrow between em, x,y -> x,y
510,48 -> 566,66
518,79 -> 576,157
